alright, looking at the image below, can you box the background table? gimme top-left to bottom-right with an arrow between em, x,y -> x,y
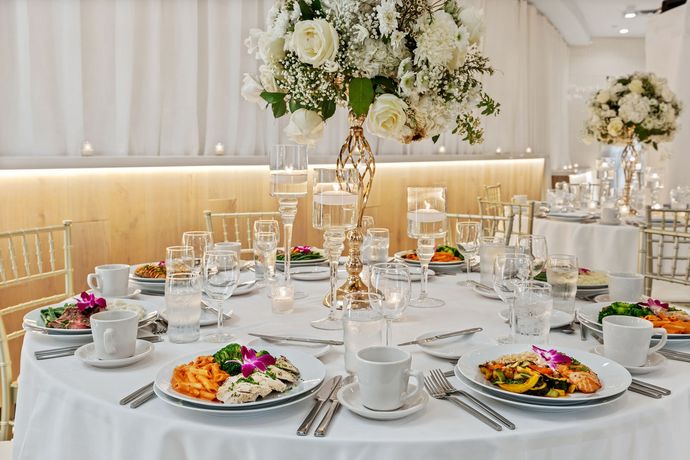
13,273 -> 690,460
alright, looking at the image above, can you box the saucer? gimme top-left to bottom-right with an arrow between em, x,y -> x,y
93,287 -> 141,299
337,382 -> 428,420
591,345 -> 667,375
593,294 -> 610,302
75,340 -> 154,368
290,266 -> 331,281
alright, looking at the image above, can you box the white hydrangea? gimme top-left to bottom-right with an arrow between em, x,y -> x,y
413,11 -> 459,69
618,93 -> 650,124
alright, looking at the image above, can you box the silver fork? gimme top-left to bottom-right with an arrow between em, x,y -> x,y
429,369 -> 516,430
423,375 -> 502,431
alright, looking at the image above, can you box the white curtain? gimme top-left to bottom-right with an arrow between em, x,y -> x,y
0,0 -> 569,161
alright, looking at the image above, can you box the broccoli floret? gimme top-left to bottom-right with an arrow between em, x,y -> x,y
213,343 -> 242,366
598,302 -> 653,322
220,360 -> 243,376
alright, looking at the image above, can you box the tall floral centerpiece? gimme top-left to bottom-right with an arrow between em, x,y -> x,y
243,0 -> 498,300
585,72 -> 682,213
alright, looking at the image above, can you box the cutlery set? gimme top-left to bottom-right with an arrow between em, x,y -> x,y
397,328 -> 483,346
120,382 -> 155,408
627,379 -> 671,399
297,375 -> 343,437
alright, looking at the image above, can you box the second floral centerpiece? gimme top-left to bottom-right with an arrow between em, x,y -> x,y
244,0 -> 499,298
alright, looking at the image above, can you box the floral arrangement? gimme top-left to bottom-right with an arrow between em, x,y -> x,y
584,72 -> 682,149
75,291 -> 107,314
242,0 -> 498,145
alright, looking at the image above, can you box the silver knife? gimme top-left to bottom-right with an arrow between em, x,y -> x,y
397,327 -> 483,346
297,375 -> 342,436
250,333 -> 344,346
315,376 -> 351,437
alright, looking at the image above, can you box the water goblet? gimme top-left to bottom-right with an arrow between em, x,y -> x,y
455,222 -> 480,286
201,249 -> 239,343
182,231 -> 213,272
370,263 -> 411,346
517,235 -> 548,278
493,253 -> 531,343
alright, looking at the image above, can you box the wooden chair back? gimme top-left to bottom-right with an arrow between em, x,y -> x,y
203,211 -> 280,256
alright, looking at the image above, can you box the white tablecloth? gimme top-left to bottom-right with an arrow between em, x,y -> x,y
13,274 -> 690,460
532,218 -> 640,273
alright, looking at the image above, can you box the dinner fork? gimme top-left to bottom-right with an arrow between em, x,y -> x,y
429,369 -> 516,430
423,375 -> 502,431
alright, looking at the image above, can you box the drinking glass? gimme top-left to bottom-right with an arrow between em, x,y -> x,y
493,254 -> 531,344
455,222 -> 480,286
342,292 -> 385,374
360,215 -> 376,264
254,231 -> 278,287
367,228 -> 390,265
546,254 -> 578,321
370,263 -> 411,346
269,144 -> 308,300
165,273 -> 202,344
253,219 -> 280,284
182,231 -> 213,272
512,280 -> 553,344
165,245 -> 194,276
407,187 -> 447,308
201,249 -> 240,343
517,235 -> 548,278
214,241 -> 241,258
479,236 -> 513,285
311,167 -> 358,329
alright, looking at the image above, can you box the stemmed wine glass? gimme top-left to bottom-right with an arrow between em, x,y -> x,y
493,253 -> 531,343
517,235 -> 548,278
456,222 -> 481,286
407,187 -> 447,308
269,144 -> 308,300
253,219 -> 279,286
201,249 -> 240,343
182,231 -> 213,272
370,263 -> 411,346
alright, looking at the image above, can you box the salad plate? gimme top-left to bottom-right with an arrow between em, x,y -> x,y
276,246 -> 326,266
591,345 -> 667,375
247,338 -> 332,359
75,339 -> 154,368
154,345 -> 326,409
498,308 -> 572,329
290,266 -> 331,281
337,382 -> 428,420
456,344 -> 631,405
415,329 -> 495,359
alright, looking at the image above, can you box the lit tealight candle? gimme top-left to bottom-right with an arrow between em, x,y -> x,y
495,147 -> 502,154
215,142 -> 225,156
525,147 -> 532,154
271,285 -> 294,314
438,145 -> 446,154
81,141 -> 94,156
407,203 -> 445,223
314,187 -> 357,205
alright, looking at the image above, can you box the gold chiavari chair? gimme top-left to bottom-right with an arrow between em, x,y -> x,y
478,199 -> 535,244
203,211 -> 281,257
445,212 -> 514,246
483,183 -> 502,203
0,220 -> 74,441
638,206 -> 690,297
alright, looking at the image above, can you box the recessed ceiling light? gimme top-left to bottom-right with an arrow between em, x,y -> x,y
619,28 -> 630,34
623,10 -> 637,19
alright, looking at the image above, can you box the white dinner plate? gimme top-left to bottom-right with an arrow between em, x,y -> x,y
454,371 -> 627,412
75,340 -> 154,368
415,329 -> 495,360
498,308 -> 572,329
394,250 -> 464,268
471,283 -> 501,300
276,248 -> 326,266
92,287 -> 141,299
154,345 -> 326,409
337,382 -> 428,420
591,345 -> 667,375
129,263 -> 166,283
456,344 -> 631,405
23,298 -> 158,336
290,266 -> 331,281
247,338 -> 332,359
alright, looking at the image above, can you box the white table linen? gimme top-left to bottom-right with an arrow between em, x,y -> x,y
13,274 -> 690,460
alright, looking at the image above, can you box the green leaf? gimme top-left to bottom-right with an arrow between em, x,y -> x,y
298,0 -> 314,20
289,100 -> 302,113
348,78 -> 374,116
312,0 -> 322,13
432,135 -> 440,144
261,91 -> 286,105
321,100 -> 336,120
272,99 -> 287,118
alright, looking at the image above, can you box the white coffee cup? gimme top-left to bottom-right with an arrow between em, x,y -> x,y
603,315 -> 668,367
608,272 -> 644,302
600,207 -> 621,225
90,310 -> 138,360
87,264 -> 130,297
356,346 -> 423,411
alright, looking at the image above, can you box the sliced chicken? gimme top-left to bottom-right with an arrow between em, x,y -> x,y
267,365 -> 298,384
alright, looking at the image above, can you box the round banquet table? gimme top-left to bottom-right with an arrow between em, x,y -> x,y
13,272 -> 690,460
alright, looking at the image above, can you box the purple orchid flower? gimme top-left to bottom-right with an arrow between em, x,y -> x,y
578,267 -> 591,275
532,345 -> 572,370
293,245 -> 312,253
643,298 -> 669,315
76,291 -> 107,313
158,260 -> 166,267
240,346 -> 276,378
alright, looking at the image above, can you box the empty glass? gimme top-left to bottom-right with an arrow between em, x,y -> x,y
342,292 -> 385,374
367,228 -> 390,265
201,249 -> 239,343
370,263 -> 411,346
253,220 -> 279,284
546,254 -> 578,321
456,222 -> 481,286
512,280 -> 553,344
517,235 -> 548,278
182,231 -> 213,271
254,231 -> 278,287
165,245 -> 194,277
493,254 -> 531,344
165,273 -> 202,344
479,236 -> 513,285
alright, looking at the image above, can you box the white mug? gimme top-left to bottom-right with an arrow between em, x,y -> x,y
356,346 -> 423,411
87,264 -> 130,297
600,207 -> 621,225
603,315 -> 668,367
608,273 -> 644,302
90,310 -> 138,360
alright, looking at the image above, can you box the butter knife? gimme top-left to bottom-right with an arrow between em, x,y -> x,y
297,375 -> 342,436
315,376 -> 350,437
250,333 -> 344,346
397,327 -> 483,346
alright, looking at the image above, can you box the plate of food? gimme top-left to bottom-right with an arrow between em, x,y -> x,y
456,344 -> 631,405
23,292 -> 158,336
276,246 -> 326,266
395,245 -> 464,267
578,300 -> 690,340
154,343 -> 325,409
129,261 -> 167,283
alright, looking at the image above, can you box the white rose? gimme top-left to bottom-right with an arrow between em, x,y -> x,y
284,109 -> 325,145
259,34 -> 285,63
366,94 -> 408,140
241,74 -> 264,104
596,91 -> 610,104
628,79 -> 644,94
607,117 -> 624,137
459,7 -> 484,45
290,19 -> 339,67
399,72 -> 416,96
259,65 -> 279,93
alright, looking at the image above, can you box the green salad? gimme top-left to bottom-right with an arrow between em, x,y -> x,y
276,246 -> 323,261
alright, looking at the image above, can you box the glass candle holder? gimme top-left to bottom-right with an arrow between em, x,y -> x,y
271,283 -> 295,315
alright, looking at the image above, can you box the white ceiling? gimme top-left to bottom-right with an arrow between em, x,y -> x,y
530,0 -> 661,45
